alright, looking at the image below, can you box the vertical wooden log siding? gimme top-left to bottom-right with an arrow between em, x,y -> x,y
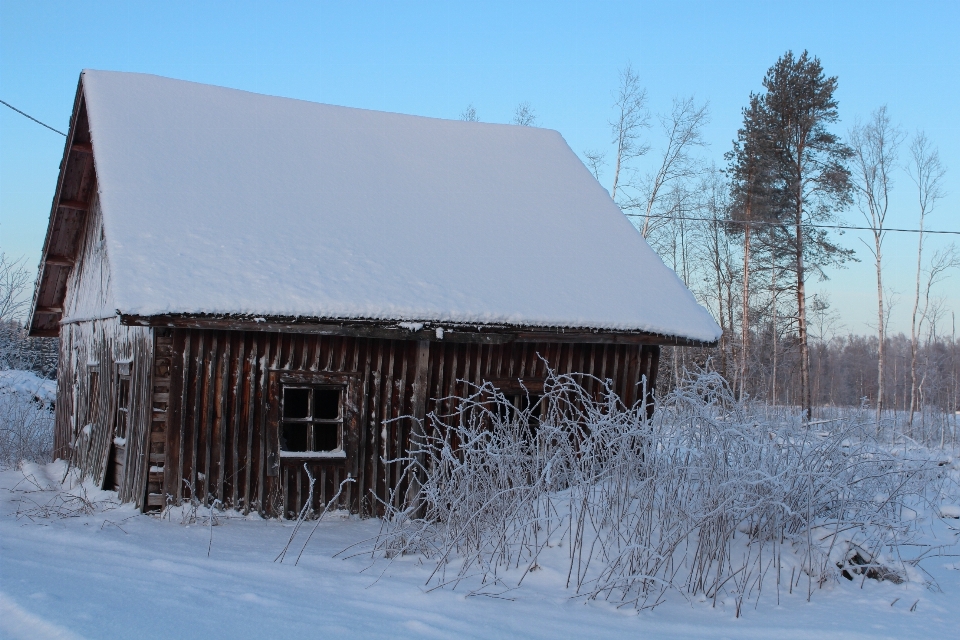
52,318 -> 155,508
160,330 -> 659,517
50,191 -> 157,510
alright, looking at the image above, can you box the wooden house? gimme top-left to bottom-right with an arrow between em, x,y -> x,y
28,71 -> 720,516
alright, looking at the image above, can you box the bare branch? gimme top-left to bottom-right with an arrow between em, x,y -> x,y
459,104 -> 478,122
608,63 -> 650,201
0,253 -> 32,323
512,102 -> 537,127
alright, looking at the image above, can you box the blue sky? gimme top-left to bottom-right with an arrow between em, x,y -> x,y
1,1 -> 957,334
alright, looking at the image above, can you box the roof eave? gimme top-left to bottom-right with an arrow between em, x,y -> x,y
117,312 -> 718,347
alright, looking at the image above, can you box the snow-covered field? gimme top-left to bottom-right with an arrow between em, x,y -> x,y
1,459 -> 958,640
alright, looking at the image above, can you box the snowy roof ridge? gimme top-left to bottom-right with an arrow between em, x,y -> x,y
81,70 -> 721,343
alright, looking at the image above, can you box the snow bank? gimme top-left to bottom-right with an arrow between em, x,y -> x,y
81,70 -> 721,342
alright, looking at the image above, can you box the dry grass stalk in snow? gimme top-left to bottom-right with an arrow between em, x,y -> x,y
370,369 -> 954,613
7,462 -> 118,522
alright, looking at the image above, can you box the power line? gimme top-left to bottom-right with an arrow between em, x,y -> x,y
623,212 -> 960,236
0,96 -> 957,238
0,99 -> 66,136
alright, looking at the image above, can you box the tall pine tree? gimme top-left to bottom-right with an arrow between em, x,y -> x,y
745,51 -> 854,419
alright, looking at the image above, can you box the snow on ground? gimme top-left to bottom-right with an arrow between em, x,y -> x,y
2,461 -> 959,640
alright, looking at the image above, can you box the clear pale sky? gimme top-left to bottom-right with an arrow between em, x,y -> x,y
1,1 -> 957,336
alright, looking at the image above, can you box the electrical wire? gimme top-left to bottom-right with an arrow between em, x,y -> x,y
1,96 -> 957,237
623,212 -> 960,235
0,99 -> 66,136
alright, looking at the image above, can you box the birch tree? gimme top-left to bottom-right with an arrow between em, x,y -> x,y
639,96 -> 709,238
0,253 -> 31,322
907,132 -> 947,429
849,106 -> 903,429
607,64 -> 649,202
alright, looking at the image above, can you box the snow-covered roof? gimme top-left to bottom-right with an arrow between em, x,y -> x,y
80,70 -> 720,342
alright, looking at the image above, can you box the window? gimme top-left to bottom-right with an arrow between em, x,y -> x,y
280,385 -> 343,454
114,376 -> 131,440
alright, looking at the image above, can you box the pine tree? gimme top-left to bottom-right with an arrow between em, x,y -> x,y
753,51 -> 854,420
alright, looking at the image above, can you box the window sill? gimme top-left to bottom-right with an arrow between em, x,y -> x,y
279,450 -> 347,460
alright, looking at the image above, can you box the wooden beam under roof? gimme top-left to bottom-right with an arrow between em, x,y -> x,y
35,306 -> 64,315
59,199 -> 89,211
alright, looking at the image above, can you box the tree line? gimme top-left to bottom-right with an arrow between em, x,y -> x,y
573,50 -> 958,425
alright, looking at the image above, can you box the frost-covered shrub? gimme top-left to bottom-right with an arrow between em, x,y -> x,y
372,369 -> 953,613
0,320 -> 58,380
0,370 -> 56,468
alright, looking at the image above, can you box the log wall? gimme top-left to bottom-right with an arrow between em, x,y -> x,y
161,329 -> 659,517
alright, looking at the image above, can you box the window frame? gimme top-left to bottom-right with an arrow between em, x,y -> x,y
279,384 -> 345,455
266,370 -> 361,477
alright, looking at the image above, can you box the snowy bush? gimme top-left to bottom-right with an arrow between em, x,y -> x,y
370,368 -> 956,613
0,370 -> 56,469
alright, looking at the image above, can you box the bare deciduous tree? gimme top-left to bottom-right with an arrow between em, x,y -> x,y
638,96 -> 709,238
907,132 -> 947,430
582,149 -> 606,181
459,104 -> 478,122
0,253 -> 32,323
608,64 -> 650,202
512,101 -> 537,126
849,106 -> 903,429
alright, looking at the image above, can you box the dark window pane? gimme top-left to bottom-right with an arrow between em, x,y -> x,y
314,423 -> 339,451
118,378 -> 130,410
284,388 -> 310,419
281,423 -> 309,451
314,389 -> 340,420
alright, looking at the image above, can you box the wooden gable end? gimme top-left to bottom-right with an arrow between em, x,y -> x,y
29,75 -> 98,336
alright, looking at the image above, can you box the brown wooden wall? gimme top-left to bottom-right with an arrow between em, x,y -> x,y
158,328 -> 659,518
